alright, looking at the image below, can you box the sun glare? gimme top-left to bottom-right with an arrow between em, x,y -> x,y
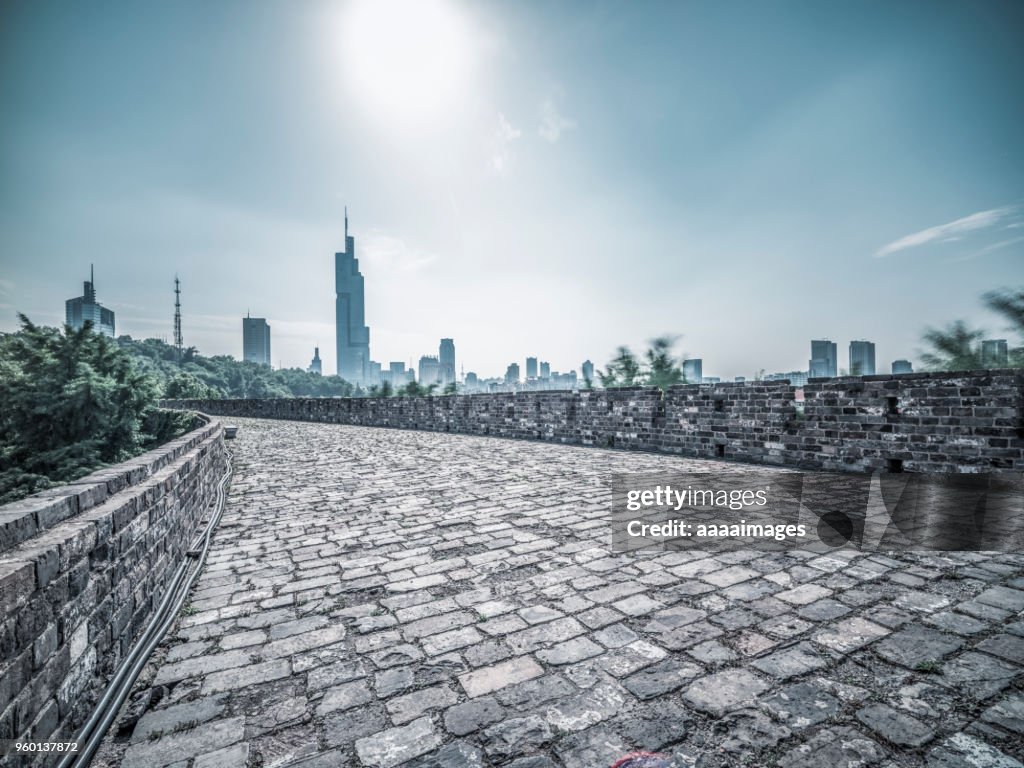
341,0 -> 473,127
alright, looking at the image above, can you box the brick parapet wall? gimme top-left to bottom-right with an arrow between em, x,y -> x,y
162,369 -> 1023,474
0,415 -> 226,761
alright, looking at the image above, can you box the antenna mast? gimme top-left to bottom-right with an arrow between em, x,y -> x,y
173,276 -> 183,362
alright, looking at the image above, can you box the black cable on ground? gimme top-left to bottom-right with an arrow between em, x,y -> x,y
58,448 -> 234,768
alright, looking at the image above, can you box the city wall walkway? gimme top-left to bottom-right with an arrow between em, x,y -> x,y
96,418 -> 1024,768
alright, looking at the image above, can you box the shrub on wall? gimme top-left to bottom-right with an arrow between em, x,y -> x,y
0,315 -> 193,503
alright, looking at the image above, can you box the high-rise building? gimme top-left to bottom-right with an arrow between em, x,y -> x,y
849,340 -> 876,376
335,209 -> 370,384
243,314 -> 271,366
734,376 -> 746,383
581,360 -> 594,383
368,360 -> 382,385
439,339 -> 456,385
765,371 -> 809,386
809,340 -> 837,379
892,359 -> 913,374
505,363 -> 520,385
981,339 -> 1008,367
539,361 -> 551,380
525,357 -> 538,380
65,265 -> 115,337
465,372 -> 479,389
683,358 -> 703,384
418,356 -> 440,386
308,346 -> 322,375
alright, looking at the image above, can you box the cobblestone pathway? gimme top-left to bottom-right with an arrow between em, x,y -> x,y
101,418 -> 1024,768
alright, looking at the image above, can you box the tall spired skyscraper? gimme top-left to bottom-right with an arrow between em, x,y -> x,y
335,208 -> 370,383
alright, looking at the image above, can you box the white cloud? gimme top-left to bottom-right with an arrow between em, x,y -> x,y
947,235 -> 1024,263
491,112 -> 522,173
875,205 -> 1019,258
538,98 -> 576,143
361,231 -> 437,273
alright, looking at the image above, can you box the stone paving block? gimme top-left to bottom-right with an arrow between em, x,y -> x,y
481,715 -> 554,759
494,673 -> 577,710
980,691 -> 1024,735
202,658 -> 291,695
752,642 -> 829,680
131,696 -> 228,743
356,716 -> 442,768
622,658 -> 702,700
975,586 -> 1024,613
314,679 -> 373,716
443,696 -> 505,736
761,681 -> 842,728
778,726 -> 887,768
714,707 -> 791,753
813,616 -> 890,654
976,633 -> 1024,665
683,669 -> 770,717
925,733 -> 1024,768
121,716 -> 246,768
323,703 -> 388,747
386,684 -> 459,725
536,636 -> 603,666
874,624 -> 964,669
935,651 -> 1020,700
544,680 -> 628,732
856,702 -> 936,748
458,655 -> 544,698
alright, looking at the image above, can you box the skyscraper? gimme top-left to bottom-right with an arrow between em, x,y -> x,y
418,356 -> 440,386
981,339 -> 1008,367
892,359 -> 913,374
525,357 -> 538,379
539,362 -> 551,380
809,340 -> 837,378
581,359 -> 594,383
65,265 -> 115,337
683,358 -> 703,384
505,363 -> 520,385
848,340 -> 876,376
439,339 -> 456,385
243,314 -> 271,365
335,209 -> 370,384
308,347 -> 322,375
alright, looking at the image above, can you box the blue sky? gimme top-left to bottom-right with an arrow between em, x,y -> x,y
1,0 -> 1022,379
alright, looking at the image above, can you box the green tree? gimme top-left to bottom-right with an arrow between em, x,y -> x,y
0,316 -> 191,503
645,336 -> 685,389
920,321 -> 985,371
983,288 -> 1024,366
443,382 -> 457,395
599,346 -> 642,388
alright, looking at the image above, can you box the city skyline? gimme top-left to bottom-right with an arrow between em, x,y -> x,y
2,1 -> 1022,379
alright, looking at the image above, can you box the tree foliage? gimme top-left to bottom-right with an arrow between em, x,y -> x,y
0,316 -> 193,503
920,287 -> 1024,371
599,336 -> 686,390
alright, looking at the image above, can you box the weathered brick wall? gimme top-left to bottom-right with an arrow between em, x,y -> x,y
0,416 -> 226,761
162,369 -> 1023,474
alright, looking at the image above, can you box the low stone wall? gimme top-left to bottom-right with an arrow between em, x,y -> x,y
162,369 -> 1023,474
0,414 -> 226,760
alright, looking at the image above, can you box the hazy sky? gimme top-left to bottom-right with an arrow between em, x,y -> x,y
1,0 -> 1022,380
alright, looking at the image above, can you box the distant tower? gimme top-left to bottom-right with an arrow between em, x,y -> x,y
173,276 -> 183,361
439,338 -> 456,385
309,346 -> 322,375
65,264 -> 116,337
335,207 -> 371,383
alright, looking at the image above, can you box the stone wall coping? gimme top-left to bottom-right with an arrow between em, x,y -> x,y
0,412 -> 221,556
